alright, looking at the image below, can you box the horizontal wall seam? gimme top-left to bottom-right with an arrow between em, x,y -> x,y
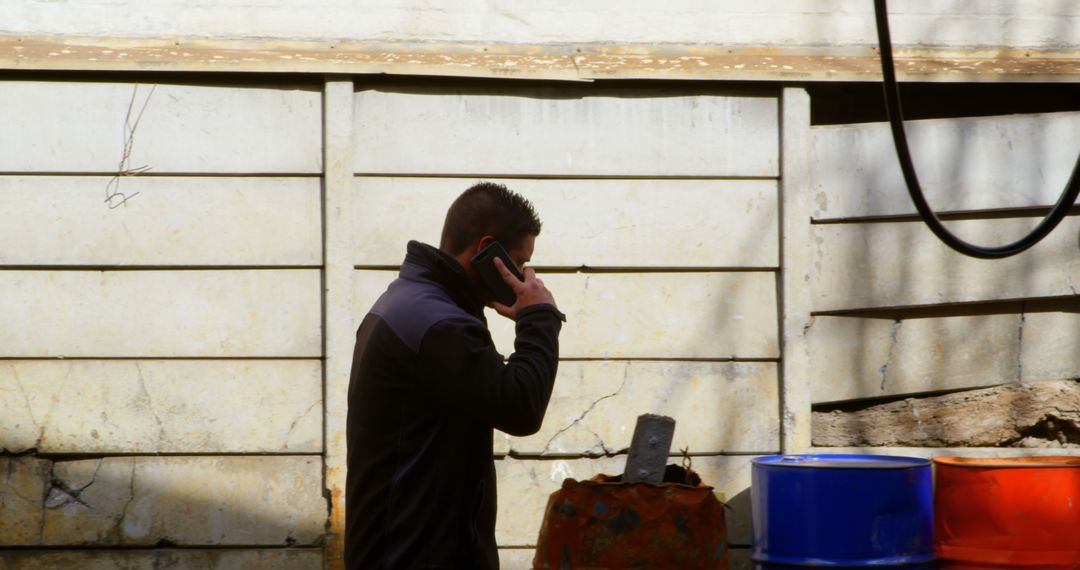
557,357 -> 780,363
353,265 -> 779,273
0,545 -> 327,552
495,451 -> 777,459
8,452 -> 325,459
0,265 -> 323,271
811,294 -> 1080,318
813,204 -> 1080,224
0,171 -> 322,177
0,356 -> 323,361
353,173 -> 780,180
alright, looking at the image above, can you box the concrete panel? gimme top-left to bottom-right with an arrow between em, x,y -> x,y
808,314 -> 1023,403
0,270 -> 321,357
781,87 -> 815,453
354,88 -> 778,176
0,456 -> 324,546
0,177 -> 321,266
322,79 -> 356,568
811,217 -> 1080,311
495,455 -> 755,547
2,2 -> 1078,50
1020,312 -> 1080,383
0,456 -> 49,544
0,81 -> 321,173
351,177 -> 778,268
495,361 -> 779,455
498,548 -> 536,569
0,360 -> 321,454
353,270 -> 778,359
0,549 -> 323,570
811,112 -> 1080,220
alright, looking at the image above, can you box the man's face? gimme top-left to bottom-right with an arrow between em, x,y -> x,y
506,234 -> 536,273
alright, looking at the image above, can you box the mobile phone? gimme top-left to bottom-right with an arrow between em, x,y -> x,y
470,241 -> 524,306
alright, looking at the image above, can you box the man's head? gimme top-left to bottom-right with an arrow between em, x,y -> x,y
440,182 -> 542,301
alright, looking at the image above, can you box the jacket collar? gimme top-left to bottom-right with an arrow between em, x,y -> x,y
400,241 -> 486,319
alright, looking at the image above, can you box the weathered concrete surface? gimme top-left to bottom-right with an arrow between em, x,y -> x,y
485,272 -> 779,359
1021,312 -> 1080,382
811,112 -> 1080,220
780,87 -> 814,454
2,2 -> 1079,50
1,360 -> 322,453
808,314 -> 1023,403
495,455 -> 755,547
0,270 -> 321,357
3,36 -> 1078,82
0,177 -> 321,266
808,310 -> 1080,403
355,270 -> 778,359
0,549 -> 323,569
321,79 -> 357,570
494,361 -> 779,455
497,548 -> 536,569
0,81 -> 321,174
811,217 -> 1080,311
354,88 -> 778,177
813,380 -> 1080,448
0,456 -> 49,544
1,456 -> 324,546
351,177 -> 779,268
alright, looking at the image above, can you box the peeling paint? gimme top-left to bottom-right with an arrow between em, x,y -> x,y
2,36 -> 1079,81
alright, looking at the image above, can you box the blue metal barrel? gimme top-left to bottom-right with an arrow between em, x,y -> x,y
751,454 -> 934,567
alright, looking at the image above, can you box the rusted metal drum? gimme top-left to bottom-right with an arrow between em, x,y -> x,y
751,454 -> 934,568
533,466 -> 728,569
935,456 -> 1080,568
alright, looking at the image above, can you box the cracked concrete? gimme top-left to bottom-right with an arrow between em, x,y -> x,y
497,361 -> 779,456
2,456 -> 325,547
814,379 -> 1080,447
1,360 -> 322,454
878,318 -> 902,393
133,362 -> 167,445
283,399 -> 322,450
539,362 -> 631,455
810,314 -> 1026,403
1015,312 -> 1026,382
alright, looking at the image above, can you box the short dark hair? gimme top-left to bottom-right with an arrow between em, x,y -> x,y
440,182 -> 542,255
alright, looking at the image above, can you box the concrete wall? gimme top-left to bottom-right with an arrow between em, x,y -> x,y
804,110 -> 1080,450
3,1 -> 1079,49
1,77 -> 798,567
0,79 -> 327,566
3,3 -> 1079,81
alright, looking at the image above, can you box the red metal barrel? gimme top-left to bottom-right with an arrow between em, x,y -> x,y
935,456 -> 1080,568
533,466 -> 728,569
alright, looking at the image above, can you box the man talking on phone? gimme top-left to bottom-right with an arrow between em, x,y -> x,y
344,182 -> 565,569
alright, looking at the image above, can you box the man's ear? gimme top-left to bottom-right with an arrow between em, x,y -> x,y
475,235 -> 496,254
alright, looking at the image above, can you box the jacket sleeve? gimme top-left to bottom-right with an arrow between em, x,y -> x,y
415,304 -> 563,436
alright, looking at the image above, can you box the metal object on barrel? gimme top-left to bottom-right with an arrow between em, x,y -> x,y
533,414 -> 729,569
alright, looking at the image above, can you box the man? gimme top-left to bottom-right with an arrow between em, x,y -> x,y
345,182 -> 565,569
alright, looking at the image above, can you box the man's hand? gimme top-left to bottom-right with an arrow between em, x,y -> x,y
489,257 -> 557,320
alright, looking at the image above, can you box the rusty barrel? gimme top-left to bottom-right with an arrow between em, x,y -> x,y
935,456 -> 1080,568
533,466 -> 728,569
751,454 -> 934,568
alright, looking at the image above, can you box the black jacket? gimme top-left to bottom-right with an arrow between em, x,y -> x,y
345,241 -> 563,569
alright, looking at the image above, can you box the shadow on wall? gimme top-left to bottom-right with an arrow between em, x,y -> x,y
807,82 -> 1080,446
0,454 -> 325,569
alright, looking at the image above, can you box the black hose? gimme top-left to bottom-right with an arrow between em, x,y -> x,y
873,0 -> 1080,259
